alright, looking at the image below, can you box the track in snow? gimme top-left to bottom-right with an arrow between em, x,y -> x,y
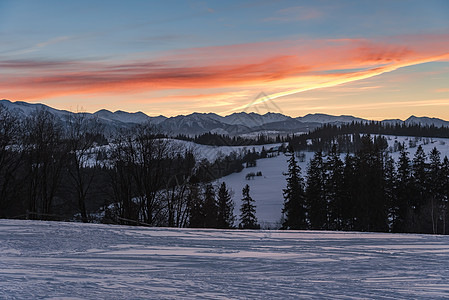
1,220 -> 449,299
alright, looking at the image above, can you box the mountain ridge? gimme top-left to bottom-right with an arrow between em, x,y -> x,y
2,99 -> 449,135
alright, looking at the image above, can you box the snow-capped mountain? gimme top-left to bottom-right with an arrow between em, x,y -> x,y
2,99 -> 449,136
93,109 -> 166,124
297,113 -> 367,124
404,115 -> 449,127
0,99 -> 73,119
158,113 -> 235,135
220,112 -> 291,127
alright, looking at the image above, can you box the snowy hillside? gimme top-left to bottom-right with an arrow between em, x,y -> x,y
222,135 -> 449,228
220,154 -> 299,228
1,219 -> 449,299
169,139 -> 282,162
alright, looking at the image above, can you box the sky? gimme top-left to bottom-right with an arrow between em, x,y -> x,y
1,0 -> 449,120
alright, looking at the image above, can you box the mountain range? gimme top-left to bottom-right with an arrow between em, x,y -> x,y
2,99 -> 449,136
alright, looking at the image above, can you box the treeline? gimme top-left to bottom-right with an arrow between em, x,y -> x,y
282,135 -> 449,234
0,106 -> 250,226
289,122 -> 449,153
175,132 -> 285,146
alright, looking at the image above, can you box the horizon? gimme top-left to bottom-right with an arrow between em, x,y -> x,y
1,1 -> 449,120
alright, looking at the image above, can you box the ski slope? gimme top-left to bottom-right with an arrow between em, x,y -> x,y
1,219 -> 449,299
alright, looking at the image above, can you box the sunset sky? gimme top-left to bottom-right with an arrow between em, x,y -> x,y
1,0 -> 449,119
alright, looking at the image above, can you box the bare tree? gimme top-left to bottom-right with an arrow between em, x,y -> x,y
66,113 -> 105,222
0,105 -> 24,216
23,109 -> 66,219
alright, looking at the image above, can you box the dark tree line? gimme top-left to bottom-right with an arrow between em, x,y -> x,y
289,122 -> 449,153
175,132 -> 285,146
180,182 -> 236,229
282,135 -> 449,234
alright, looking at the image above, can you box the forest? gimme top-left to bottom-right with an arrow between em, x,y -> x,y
282,136 -> 449,234
289,121 -> 449,153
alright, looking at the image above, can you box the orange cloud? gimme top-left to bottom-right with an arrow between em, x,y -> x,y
2,33 -> 449,106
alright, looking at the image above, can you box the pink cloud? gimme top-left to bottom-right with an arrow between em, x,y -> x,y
1,33 -> 449,102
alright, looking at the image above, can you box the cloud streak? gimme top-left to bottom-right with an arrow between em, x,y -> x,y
2,34 -> 449,106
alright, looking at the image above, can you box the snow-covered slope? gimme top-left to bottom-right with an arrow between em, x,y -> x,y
169,139 -> 281,162
1,219 -> 449,299
221,135 -> 449,228
219,154 -> 306,228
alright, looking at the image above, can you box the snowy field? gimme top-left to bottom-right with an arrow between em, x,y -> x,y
222,135 -> 449,228
1,219 -> 449,299
220,154 -> 296,228
168,139 -> 281,162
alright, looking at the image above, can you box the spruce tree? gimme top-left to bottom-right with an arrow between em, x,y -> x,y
428,147 -> 442,234
441,156 -> 449,234
203,183 -> 218,228
282,151 -> 306,229
325,144 -> 345,230
355,134 -> 388,232
384,155 -> 397,232
306,150 -> 326,229
396,147 -> 412,232
188,183 -> 204,228
239,184 -> 259,229
217,182 -> 235,229
412,145 -> 427,210
342,153 -> 358,230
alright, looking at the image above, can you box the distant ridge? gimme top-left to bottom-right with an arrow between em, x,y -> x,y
2,99 -> 449,135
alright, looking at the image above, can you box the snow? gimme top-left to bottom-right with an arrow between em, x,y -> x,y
385,135 -> 449,160
168,139 -> 282,162
1,219 -> 449,299
218,154 -> 304,228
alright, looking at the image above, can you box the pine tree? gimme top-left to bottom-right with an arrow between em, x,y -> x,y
217,182 -> 235,229
441,156 -> 449,234
188,183 -> 204,228
384,155 -> 397,232
306,150 -> 326,229
325,144 -> 345,230
203,183 -> 218,228
239,184 -> 259,229
428,147 -> 442,234
410,145 -> 427,232
412,145 -> 427,210
355,135 -> 388,232
282,151 -> 306,229
342,153 -> 358,230
396,147 -> 412,232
